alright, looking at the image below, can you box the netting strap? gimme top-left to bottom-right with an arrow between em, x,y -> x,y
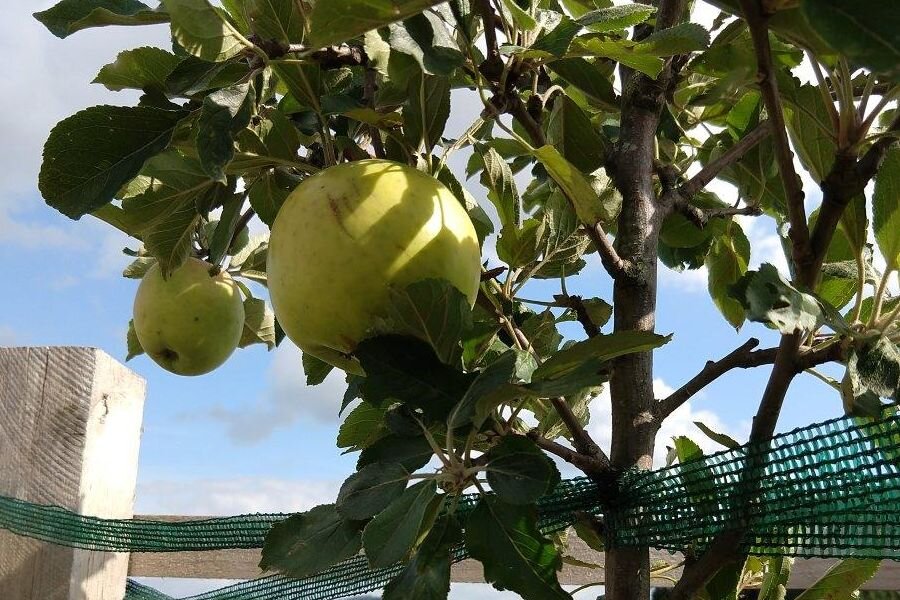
0,411 -> 898,600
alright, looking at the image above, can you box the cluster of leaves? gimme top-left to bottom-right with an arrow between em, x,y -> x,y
33,0 -> 900,597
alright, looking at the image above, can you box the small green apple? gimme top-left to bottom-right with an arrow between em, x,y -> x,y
133,257 -> 245,376
267,159 -> 481,372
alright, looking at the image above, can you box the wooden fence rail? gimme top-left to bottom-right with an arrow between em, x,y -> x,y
1,347 -> 897,598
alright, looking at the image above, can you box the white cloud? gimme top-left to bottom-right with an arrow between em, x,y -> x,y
135,477 -> 341,516
207,344 -> 349,444
658,262 -> 709,293
0,1 -> 167,267
587,379 -> 747,467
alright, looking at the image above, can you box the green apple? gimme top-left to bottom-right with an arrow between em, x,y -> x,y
133,257 -> 245,376
267,159 -> 481,372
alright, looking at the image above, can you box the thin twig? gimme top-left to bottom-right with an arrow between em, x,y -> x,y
553,294 -> 601,338
549,397 -> 610,470
655,339 -> 847,420
677,120 -> 772,199
585,221 -> 636,281
525,431 -> 608,473
674,202 -> 763,229
738,0 -> 812,274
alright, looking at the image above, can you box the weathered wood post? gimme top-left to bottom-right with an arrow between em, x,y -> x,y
0,347 -> 146,600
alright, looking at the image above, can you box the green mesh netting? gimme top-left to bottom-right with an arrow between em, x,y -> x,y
608,412 -> 900,558
1,411 -> 898,600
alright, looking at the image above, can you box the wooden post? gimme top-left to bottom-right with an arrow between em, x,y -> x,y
0,347 -> 146,600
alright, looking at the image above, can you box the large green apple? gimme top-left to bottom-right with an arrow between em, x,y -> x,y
268,159 -> 481,372
133,258 -> 245,376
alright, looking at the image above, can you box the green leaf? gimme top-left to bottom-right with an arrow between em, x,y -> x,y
405,74 -> 451,154
849,336 -> 900,399
572,512 -> 604,552
448,349 -> 532,429
578,4 -> 656,32
382,514 -> 459,600
730,264 -> 830,334
93,47 -> 181,92
783,84 -> 837,183
873,147 -> 900,268
356,335 -> 475,421
534,385 -> 597,441
477,145 -> 521,228
34,0 -> 168,39
574,38 -> 663,78
207,195 -> 242,265
123,256 -> 157,278
637,23 -> 710,56
239,297 -> 276,349
530,16 -> 580,57
694,421 -> 740,449
546,95 -> 609,173
802,0 -> 900,81
532,145 -> 606,226
248,169 -> 295,226
759,556 -> 793,600
519,309 -> 563,358
500,0 -> 538,31
39,105 -> 185,219
197,82 -> 255,182
260,504 -> 362,579
362,479 -> 440,568
532,331 -> 672,384
498,220 -> 545,268
162,0 -> 250,62
358,434 -> 434,472
535,191 -> 591,280
794,558 -> 881,600
143,200 -> 202,277
673,435 -> 703,462
126,319 -> 145,361
337,401 -> 388,450
547,58 -> 617,111
465,497 -> 569,600
244,0 -> 305,43
337,462 -> 410,520
485,435 -> 560,504
389,13 -> 465,77
302,351 -> 334,385
166,56 -> 250,97
307,0 -> 447,48
706,222 -> 751,330
381,279 -> 472,365
120,152 -> 223,277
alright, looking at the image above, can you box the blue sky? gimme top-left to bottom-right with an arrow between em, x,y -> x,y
0,1 -> 868,597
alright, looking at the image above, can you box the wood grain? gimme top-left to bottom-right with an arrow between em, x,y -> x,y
0,347 -> 146,600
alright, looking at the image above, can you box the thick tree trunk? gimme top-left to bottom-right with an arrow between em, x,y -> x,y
605,98 -> 665,600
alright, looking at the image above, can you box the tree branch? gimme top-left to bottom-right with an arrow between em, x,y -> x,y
525,431 -> 608,474
810,113 -> 900,279
678,119 -> 772,199
674,201 -> 763,229
655,339 -> 847,420
549,397 -> 610,469
553,294 -> 601,338
738,0 -> 812,275
584,221 -> 637,281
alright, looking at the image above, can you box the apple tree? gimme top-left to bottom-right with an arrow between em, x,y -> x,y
34,0 -> 900,598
